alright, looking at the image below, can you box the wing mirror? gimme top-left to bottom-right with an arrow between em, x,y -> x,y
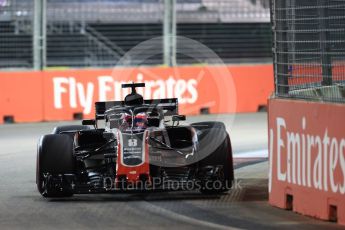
172,115 -> 186,122
82,119 -> 96,126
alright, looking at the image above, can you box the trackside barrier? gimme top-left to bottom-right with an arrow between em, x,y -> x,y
0,65 -> 273,123
268,98 -> 345,225
0,71 -> 44,123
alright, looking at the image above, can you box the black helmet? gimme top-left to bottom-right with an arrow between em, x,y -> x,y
122,83 -> 145,106
124,92 -> 144,106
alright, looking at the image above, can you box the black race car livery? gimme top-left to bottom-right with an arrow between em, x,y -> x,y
36,83 -> 234,197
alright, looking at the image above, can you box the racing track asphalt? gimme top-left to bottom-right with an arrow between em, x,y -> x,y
0,113 -> 342,230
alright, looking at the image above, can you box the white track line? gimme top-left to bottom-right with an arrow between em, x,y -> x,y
141,201 -> 241,230
233,149 -> 268,158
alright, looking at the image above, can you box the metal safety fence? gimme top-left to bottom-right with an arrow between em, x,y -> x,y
271,0 -> 345,103
0,0 -> 271,69
0,0 -> 33,68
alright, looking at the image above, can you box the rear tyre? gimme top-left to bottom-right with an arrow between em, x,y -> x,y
198,129 -> 234,194
36,134 -> 75,197
191,121 -> 226,131
52,125 -> 90,139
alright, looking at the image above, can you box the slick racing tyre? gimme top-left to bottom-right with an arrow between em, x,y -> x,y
191,121 -> 226,131
197,124 -> 234,194
52,125 -> 90,137
36,134 -> 75,197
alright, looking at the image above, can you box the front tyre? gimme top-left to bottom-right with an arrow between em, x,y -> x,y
36,134 -> 75,197
198,130 -> 234,194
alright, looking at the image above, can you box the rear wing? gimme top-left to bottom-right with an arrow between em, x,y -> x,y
95,98 -> 178,119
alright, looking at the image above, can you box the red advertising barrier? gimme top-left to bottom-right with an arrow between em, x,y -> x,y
0,71 -> 44,123
268,98 -> 345,225
0,64 -> 273,123
289,61 -> 345,85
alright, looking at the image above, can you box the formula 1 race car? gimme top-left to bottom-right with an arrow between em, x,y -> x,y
36,83 -> 234,197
